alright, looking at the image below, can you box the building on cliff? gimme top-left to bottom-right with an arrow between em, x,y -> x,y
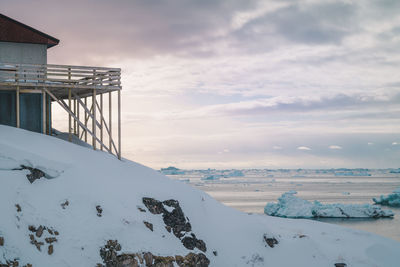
0,14 -> 122,159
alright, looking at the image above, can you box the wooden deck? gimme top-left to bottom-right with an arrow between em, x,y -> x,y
0,62 -> 121,98
0,62 -> 122,159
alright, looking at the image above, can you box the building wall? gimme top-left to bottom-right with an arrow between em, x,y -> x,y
0,41 -> 47,64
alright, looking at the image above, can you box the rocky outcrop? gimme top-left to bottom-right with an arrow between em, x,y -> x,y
14,165 -> 46,183
142,198 -> 207,252
98,240 -> 210,267
263,234 -> 278,248
28,225 -> 58,254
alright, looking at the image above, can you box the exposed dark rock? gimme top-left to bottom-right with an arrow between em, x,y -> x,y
15,204 -> 21,212
99,240 -> 210,267
36,225 -> 44,238
143,221 -> 153,232
175,253 -> 210,267
137,206 -> 146,213
30,234 -> 44,251
16,165 -> 45,183
142,197 -> 206,252
28,225 -> 58,254
213,251 -> 217,256
335,263 -> 347,267
54,231 -> 59,236
143,252 -> 153,266
142,198 -> 164,214
181,233 -> 207,252
45,237 -> 57,244
0,236 -> 4,246
263,234 -> 278,248
96,205 -> 103,217
48,244 -> 54,255
61,200 -> 69,209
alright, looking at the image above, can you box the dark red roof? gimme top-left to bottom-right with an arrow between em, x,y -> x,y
0,14 -> 59,48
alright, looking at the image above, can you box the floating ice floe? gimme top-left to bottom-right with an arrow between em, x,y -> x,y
264,191 -> 394,218
373,188 -> 400,207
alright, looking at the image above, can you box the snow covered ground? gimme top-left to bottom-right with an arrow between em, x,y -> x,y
1,125 -> 400,266
265,191 -> 394,218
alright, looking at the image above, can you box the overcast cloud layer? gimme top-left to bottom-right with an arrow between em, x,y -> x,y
3,0 -> 400,168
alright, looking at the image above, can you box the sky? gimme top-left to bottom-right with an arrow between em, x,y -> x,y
2,0 -> 400,169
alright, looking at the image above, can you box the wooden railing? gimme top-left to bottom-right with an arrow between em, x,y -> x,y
0,62 -> 121,91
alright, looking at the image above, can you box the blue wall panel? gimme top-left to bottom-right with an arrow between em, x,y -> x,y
0,90 -> 16,127
20,93 -> 42,133
0,91 -> 44,133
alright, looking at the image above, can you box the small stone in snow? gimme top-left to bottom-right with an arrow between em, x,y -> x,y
0,236 -> 4,246
15,204 -> 21,212
48,244 -> 54,255
36,225 -> 44,238
335,263 -> 347,267
137,206 -> 146,212
263,234 -> 278,248
61,200 -> 69,209
96,205 -> 103,217
45,237 -> 57,244
213,251 -> 217,256
143,221 -> 153,232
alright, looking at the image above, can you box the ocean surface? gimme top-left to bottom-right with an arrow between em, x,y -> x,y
163,168 -> 400,242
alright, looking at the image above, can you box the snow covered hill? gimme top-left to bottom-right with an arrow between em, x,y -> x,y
0,125 -> 399,267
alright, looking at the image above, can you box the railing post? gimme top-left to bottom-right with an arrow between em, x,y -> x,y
42,89 -> 46,134
16,69 -> 20,128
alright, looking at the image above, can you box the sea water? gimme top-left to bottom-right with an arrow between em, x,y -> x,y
165,169 -> 400,242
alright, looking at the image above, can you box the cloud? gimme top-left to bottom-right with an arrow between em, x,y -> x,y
273,146 -> 283,150
392,142 -> 400,146
297,146 -> 311,151
329,145 -> 342,150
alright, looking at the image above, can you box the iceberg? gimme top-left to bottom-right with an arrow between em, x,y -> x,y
264,191 -> 394,218
160,166 -> 185,175
373,188 -> 400,207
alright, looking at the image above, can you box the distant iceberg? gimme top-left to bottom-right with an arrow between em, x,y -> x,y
201,175 -> 222,181
373,187 -> 400,207
264,191 -> 394,218
160,166 -> 185,175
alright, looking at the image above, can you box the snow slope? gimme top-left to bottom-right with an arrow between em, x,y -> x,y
0,125 -> 400,267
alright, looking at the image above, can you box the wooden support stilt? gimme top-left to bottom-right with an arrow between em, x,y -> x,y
77,98 -> 80,137
118,90 -> 121,159
100,93 -> 103,151
84,97 -> 88,142
16,86 -> 20,128
73,98 -> 77,135
42,89 -> 46,134
95,100 -> 118,154
68,89 -> 72,142
43,88 -> 111,153
92,89 -> 97,150
109,92 -> 112,152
